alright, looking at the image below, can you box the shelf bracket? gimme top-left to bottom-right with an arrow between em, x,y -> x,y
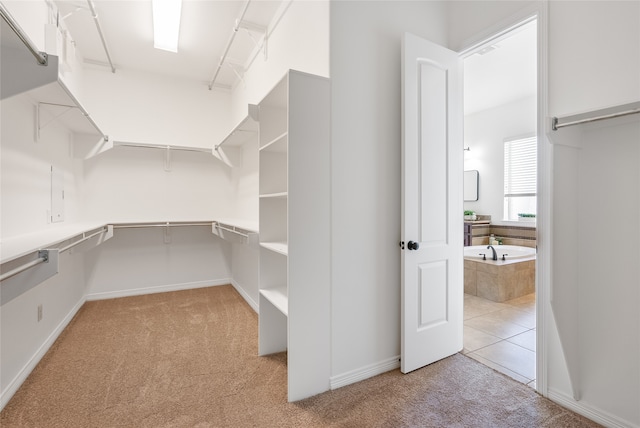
164,146 -> 171,172
164,222 -> 172,244
238,20 -> 268,60
36,102 -> 76,142
224,59 -> 246,88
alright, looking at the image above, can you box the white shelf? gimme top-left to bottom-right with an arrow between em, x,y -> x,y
260,192 -> 288,199
1,20 -> 107,143
260,132 -> 288,152
0,222 -> 109,264
216,105 -> 259,149
260,286 -> 288,316
260,242 -> 288,256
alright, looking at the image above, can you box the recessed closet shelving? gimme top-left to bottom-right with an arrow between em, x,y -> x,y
258,70 -> 331,401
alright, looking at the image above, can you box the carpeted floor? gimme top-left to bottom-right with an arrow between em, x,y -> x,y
1,285 -> 601,427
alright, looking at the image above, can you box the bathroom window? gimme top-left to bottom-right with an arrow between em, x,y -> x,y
504,136 -> 537,221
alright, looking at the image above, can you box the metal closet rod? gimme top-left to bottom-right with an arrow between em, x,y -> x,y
215,223 -> 252,238
0,226 -> 110,282
114,142 -> 210,153
0,3 -> 48,65
0,250 -> 50,282
552,102 -> 640,130
208,0 -> 252,90
112,222 -> 213,229
86,0 -> 115,73
58,226 -> 109,253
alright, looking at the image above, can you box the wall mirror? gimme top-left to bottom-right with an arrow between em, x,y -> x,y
464,170 -> 479,201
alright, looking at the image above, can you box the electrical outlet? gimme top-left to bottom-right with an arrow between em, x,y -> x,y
37,304 -> 43,322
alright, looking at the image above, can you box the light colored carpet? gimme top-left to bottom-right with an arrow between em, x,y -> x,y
1,285 -> 600,427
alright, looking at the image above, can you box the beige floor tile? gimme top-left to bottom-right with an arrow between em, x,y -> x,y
483,308 -> 536,329
505,293 -> 536,306
463,294 -> 509,320
472,340 -> 536,380
464,315 -> 529,340
463,325 -> 502,353
506,329 -> 536,352
464,353 -> 532,385
505,293 -> 536,314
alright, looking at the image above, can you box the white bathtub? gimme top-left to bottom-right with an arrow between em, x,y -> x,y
464,245 -> 536,261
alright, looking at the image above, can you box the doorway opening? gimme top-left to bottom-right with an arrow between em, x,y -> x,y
461,18 -> 538,389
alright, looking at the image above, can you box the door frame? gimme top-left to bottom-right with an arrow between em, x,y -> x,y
456,4 -> 549,396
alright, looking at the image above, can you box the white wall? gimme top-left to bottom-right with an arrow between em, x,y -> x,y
547,2 -> 640,426
548,1 -> 640,117
0,91 -> 87,408
463,95 -> 537,222
81,147 -> 235,222
1,94 -> 84,238
329,0 -> 448,379
84,227 -> 231,299
0,250 -> 87,408
229,0 -> 330,125
577,121 -> 639,424
232,140 -> 260,222
82,67 -> 231,149
450,1 -> 640,426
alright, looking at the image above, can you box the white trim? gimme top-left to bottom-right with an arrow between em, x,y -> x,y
534,1 -> 550,398
0,296 -> 86,411
330,355 -> 400,390
457,3 -> 540,56
231,279 -> 258,313
458,2 -> 549,398
548,388 -> 639,428
85,279 -> 232,301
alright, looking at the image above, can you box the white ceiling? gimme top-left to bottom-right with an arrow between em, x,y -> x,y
464,21 -> 537,115
54,0 -> 282,88
52,1 -> 534,105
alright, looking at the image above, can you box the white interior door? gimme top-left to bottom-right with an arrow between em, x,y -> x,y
401,32 -> 464,373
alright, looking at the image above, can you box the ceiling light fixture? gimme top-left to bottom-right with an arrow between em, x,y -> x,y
152,0 -> 182,53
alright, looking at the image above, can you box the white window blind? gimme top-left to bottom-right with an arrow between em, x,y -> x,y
504,136 -> 537,197
504,136 -> 537,220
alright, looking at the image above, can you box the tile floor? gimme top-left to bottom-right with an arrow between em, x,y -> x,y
463,292 -> 536,388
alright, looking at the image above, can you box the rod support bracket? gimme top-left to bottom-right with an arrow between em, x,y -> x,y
38,250 -> 49,263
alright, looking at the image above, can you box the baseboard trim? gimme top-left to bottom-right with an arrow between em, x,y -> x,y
330,355 -> 400,390
231,280 -> 258,313
0,296 -> 86,411
548,388 -> 638,428
86,279 -> 232,301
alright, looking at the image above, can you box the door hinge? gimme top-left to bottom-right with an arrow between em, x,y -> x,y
399,241 -> 405,250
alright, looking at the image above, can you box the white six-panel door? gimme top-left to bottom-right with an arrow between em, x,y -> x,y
401,32 -> 464,373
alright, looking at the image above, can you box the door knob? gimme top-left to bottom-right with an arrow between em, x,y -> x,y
407,241 -> 420,250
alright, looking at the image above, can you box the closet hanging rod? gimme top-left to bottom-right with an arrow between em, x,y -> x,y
0,3 -> 48,66
214,223 -> 252,238
552,101 -> 640,131
0,250 -> 50,282
86,0 -> 115,73
112,222 -> 213,229
58,226 -> 109,253
114,142 -> 211,153
208,0 -> 252,90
